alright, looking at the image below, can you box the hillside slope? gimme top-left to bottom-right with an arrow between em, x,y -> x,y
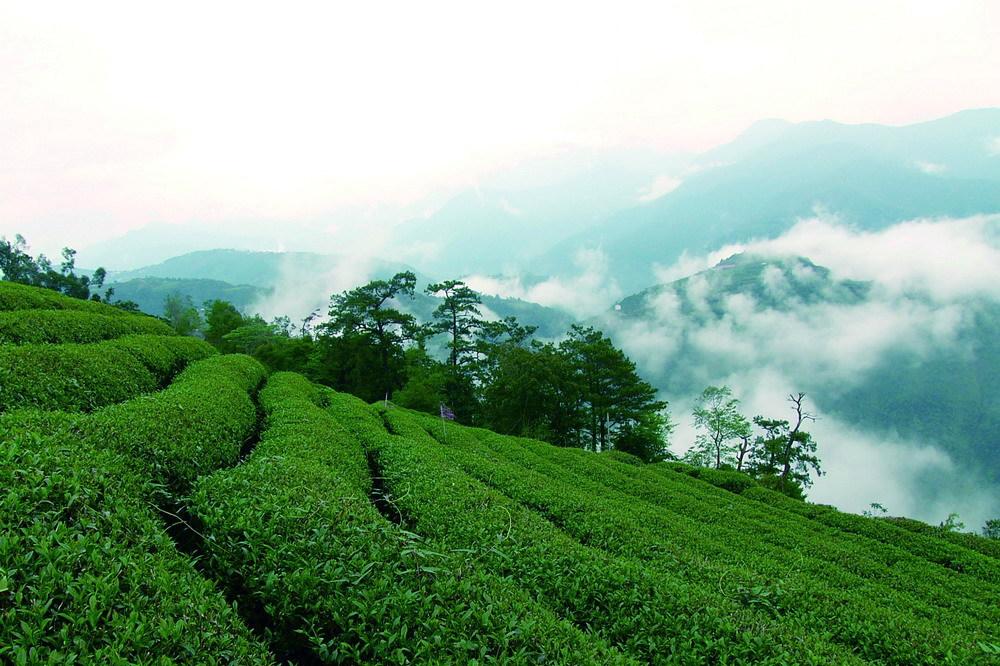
2,282 -> 998,663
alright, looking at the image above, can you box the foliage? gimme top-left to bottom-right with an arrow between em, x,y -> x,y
391,347 -> 448,413
0,424 -> 273,664
863,503 -> 889,518
984,519 -> 1000,540
939,512 -> 966,533
425,279 -> 482,369
688,385 -> 750,469
0,279 -> 130,316
203,298 -> 247,349
394,409 -> 998,664
163,292 -> 203,335
74,354 -> 265,495
0,234 -> 113,302
0,335 -> 216,413
0,309 -> 172,344
191,373 -> 629,664
319,271 -> 419,399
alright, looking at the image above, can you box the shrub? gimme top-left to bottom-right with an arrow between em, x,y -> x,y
0,280 -> 130,316
76,354 -> 266,495
326,396 -> 860,665
402,409 -> 1000,665
191,373 -> 632,665
0,335 -> 216,413
0,309 -> 172,344
0,422 -> 273,664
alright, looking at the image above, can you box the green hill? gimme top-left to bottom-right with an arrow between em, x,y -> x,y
107,276 -> 264,316
2,282 -> 998,663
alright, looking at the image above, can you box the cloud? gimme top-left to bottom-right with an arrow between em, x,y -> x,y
637,174 -> 683,202
249,253 -> 376,324
464,247 -> 622,318
653,213 -> 1000,302
914,160 -> 947,174
664,365 -> 998,529
602,214 -> 1000,526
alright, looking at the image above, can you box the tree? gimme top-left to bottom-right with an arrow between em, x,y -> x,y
689,386 -> 750,469
614,409 -> 676,462
863,503 -> 889,518
983,519 -> 1000,540
424,280 -> 487,423
392,347 -> 448,414
203,300 -> 246,351
472,316 -> 537,393
426,280 -> 483,369
481,339 -> 588,445
221,318 -> 276,355
746,394 -> 822,497
559,325 -> 666,453
162,293 -> 202,336
939,513 -> 965,533
318,272 -> 419,400
1,234 -> 111,301
0,235 -> 38,283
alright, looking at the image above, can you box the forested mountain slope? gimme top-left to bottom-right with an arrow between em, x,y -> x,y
604,253 -> 1000,489
2,281 -> 998,664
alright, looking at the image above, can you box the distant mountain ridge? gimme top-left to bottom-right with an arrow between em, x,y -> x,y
109,250 -> 577,338
544,108 -> 1000,293
108,249 -> 424,289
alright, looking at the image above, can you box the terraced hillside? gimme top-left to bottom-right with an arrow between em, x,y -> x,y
2,281 -> 998,664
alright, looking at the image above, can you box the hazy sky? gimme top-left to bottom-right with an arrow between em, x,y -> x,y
3,1 -> 999,256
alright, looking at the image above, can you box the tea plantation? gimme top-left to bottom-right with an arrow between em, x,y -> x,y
2,282 -> 998,664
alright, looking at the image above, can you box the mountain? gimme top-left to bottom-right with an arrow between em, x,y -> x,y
601,252 -> 1000,514
546,109 -> 1000,293
615,253 -> 871,319
391,147 -> 692,276
108,277 -> 264,316
108,250 -> 578,337
108,249 -> 424,289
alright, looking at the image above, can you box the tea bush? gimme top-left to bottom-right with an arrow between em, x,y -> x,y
0,309 -> 173,343
0,416 -> 273,664
326,396 -> 860,665
0,335 -> 216,413
0,280 -> 130,316
75,353 -> 265,495
400,409 -> 1000,665
191,373 -> 633,665
653,462 -> 1000,581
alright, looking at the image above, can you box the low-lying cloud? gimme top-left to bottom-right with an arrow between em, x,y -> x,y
465,247 -> 622,319
250,252 -> 377,325
607,213 -> 1000,529
654,213 -> 1000,301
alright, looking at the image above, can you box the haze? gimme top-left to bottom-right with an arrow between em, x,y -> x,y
3,0 -> 999,258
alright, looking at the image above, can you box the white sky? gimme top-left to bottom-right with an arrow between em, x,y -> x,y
2,0 -> 999,255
